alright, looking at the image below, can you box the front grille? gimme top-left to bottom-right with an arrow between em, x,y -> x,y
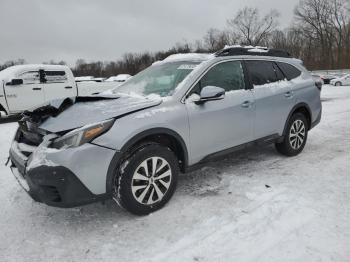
41,186 -> 62,202
20,130 -> 43,146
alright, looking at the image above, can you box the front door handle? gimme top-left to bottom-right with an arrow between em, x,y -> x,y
285,91 -> 294,98
241,101 -> 253,108
32,87 -> 41,91
65,86 -> 73,89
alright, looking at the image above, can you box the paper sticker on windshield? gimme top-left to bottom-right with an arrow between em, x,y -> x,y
177,64 -> 198,70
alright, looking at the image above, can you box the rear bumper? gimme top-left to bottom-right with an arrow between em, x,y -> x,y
9,143 -> 114,208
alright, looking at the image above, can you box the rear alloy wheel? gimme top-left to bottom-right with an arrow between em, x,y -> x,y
289,119 -> 306,150
114,143 -> 179,215
275,113 -> 308,156
335,82 -> 342,86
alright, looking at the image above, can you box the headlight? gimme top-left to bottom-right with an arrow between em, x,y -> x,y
51,119 -> 115,149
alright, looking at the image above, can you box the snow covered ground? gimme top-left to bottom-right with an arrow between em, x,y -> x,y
1,85 -> 350,262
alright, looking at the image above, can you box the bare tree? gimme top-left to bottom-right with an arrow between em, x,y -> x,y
0,59 -> 26,71
43,59 -> 66,65
56,1 -> 350,76
294,0 -> 350,69
203,28 -> 220,51
203,28 -> 230,51
227,7 -> 280,46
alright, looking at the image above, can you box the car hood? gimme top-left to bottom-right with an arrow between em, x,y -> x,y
35,94 -> 162,133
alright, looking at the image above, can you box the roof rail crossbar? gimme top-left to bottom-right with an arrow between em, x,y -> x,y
215,47 -> 291,58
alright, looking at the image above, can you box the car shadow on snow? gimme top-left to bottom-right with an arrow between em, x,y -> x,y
178,144 -> 280,196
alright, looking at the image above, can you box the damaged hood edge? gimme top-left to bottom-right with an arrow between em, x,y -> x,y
24,94 -> 162,133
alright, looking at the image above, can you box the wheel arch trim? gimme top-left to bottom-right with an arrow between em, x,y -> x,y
105,128 -> 188,193
283,103 -> 312,136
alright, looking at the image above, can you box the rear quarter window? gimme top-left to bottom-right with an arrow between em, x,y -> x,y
277,62 -> 302,81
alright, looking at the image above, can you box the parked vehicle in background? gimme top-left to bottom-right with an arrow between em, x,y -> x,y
0,65 -> 118,118
8,46 -> 322,215
105,74 -> 132,83
93,77 -> 106,82
320,74 -> 337,84
75,76 -> 106,82
330,74 -> 350,86
74,76 -> 95,82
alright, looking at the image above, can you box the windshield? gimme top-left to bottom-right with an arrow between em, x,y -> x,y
113,62 -> 199,97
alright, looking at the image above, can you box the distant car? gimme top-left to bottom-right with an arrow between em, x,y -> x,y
319,75 -> 335,84
75,77 -> 106,83
330,74 -> 350,86
93,77 -> 106,82
74,76 -> 95,82
105,74 -> 132,83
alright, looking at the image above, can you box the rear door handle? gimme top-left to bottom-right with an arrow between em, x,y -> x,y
32,87 -> 41,91
241,101 -> 253,108
65,86 -> 73,89
285,91 -> 294,98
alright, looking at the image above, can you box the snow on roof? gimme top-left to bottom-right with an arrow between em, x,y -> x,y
75,76 -> 95,81
223,45 -> 268,50
105,74 -> 132,82
247,48 -> 268,53
115,74 -> 132,80
163,53 -> 214,62
0,64 -> 68,82
153,53 -> 214,66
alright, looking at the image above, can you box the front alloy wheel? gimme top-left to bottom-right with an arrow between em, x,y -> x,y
131,157 -> 172,205
114,143 -> 179,215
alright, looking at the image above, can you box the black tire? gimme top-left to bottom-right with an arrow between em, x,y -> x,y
113,142 -> 179,215
275,113 -> 309,157
335,82 -> 342,86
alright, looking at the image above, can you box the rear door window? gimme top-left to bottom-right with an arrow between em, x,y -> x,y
245,61 -> 278,86
276,62 -> 301,80
43,71 -> 68,83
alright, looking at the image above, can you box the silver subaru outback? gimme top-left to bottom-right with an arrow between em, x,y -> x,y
9,47 -> 322,215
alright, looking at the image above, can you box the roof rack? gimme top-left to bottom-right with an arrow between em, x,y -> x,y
215,46 -> 291,58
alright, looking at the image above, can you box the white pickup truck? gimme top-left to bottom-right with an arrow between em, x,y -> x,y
0,64 -> 118,117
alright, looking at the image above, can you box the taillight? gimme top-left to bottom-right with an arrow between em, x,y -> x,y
315,81 -> 322,91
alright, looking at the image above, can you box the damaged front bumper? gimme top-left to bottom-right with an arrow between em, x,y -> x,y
9,134 -> 116,208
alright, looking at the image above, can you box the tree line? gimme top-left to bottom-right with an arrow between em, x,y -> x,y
1,0 -> 349,76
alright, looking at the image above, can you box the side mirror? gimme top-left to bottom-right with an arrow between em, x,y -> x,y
8,79 -> 24,85
195,86 -> 225,104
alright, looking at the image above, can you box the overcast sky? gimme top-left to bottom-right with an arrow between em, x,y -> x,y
0,0 -> 300,66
